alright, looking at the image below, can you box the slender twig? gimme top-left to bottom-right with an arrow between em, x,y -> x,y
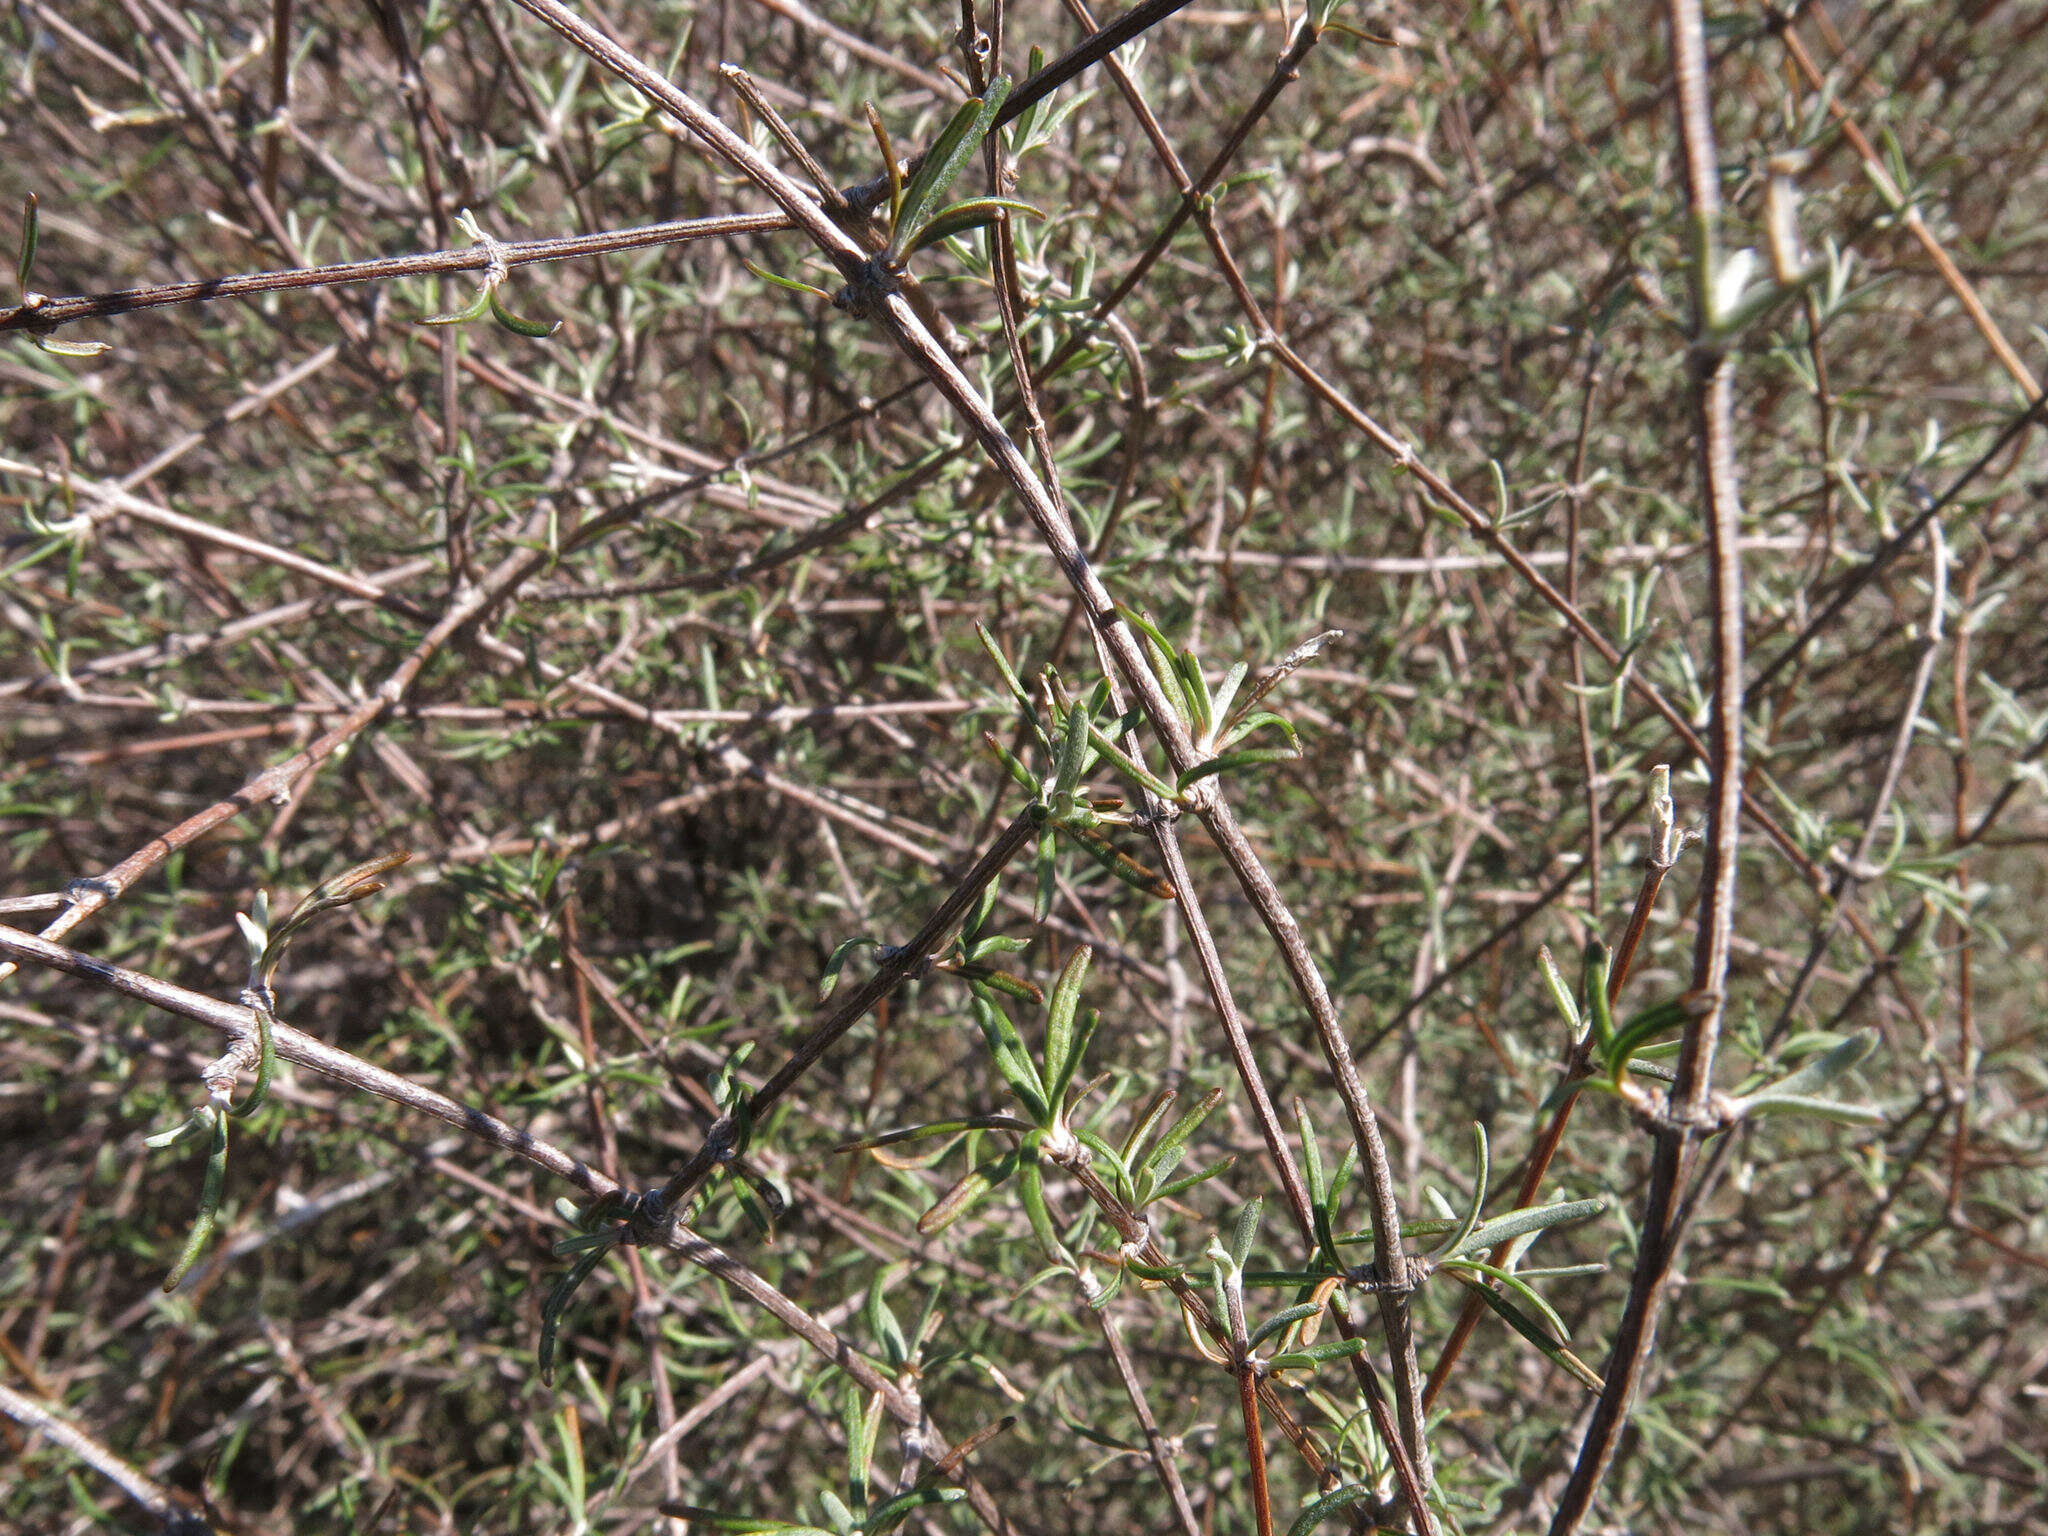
977,79 -> 1426,1517
0,213 -> 792,333
0,922 -> 612,1190
1053,1160 -> 1335,1483
0,1381 -> 212,1535
1090,1299 -> 1204,1536
1547,0 -> 1747,1523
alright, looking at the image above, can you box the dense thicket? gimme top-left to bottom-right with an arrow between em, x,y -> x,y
3,1 -> 2045,1532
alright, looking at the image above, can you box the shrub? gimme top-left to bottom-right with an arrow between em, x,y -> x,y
3,0 -> 2044,1532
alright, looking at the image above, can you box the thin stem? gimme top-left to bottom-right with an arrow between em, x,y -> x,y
0,1381 -> 211,1534
1092,1291 -> 1205,1536
1237,1358 -> 1275,1536
1548,0 -> 1746,1523
0,213 -> 792,332
0,922 -> 613,1192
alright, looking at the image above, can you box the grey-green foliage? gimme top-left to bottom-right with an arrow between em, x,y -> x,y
2,2 -> 2043,1534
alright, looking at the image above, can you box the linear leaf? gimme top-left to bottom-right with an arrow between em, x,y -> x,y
1268,1336 -> 1368,1369
889,77 -> 1013,261
1146,1153 -> 1236,1206
1142,1087 -> 1224,1174
896,197 -> 1043,259
1044,946 -> 1092,1108
1447,1269 -> 1604,1392
1286,1483 -> 1377,1536
1450,1197 -> 1606,1259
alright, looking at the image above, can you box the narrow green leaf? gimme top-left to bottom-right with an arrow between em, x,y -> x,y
1241,1266 -> 1343,1287
1121,1086 -> 1176,1165
1249,1301 -> 1322,1351
1269,1337 -> 1368,1370
1072,1127 -> 1132,1193
1054,695 -> 1092,797
1083,718 -> 1178,800
142,1111 -> 213,1151
1581,939 -> 1614,1048
1123,1256 -> 1187,1282
973,996 -> 1049,1122
1293,1097 -> 1326,1207
1044,946 -> 1092,1109
1048,1007 -> 1100,1120
16,192 -> 38,295
743,259 -> 835,303
35,335 -> 111,358
890,77 -> 1013,261
1453,1257 -> 1573,1339
983,730 -> 1041,796
489,287 -> 561,338
1146,1152 -> 1236,1206
1736,1092 -> 1886,1124
820,935 -> 883,1000
974,624 -> 1044,742
417,284 -> 492,326
1746,1029 -> 1877,1103
1216,709 -> 1300,754
1175,747 -> 1297,792
1605,996 -> 1694,1081
1176,648 -> 1214,738
1117,605 -> 1177,654
863,101 -> 904,238
1054,817 -> 1174,900
1286,1483 -> 1378,1536
1324,1146 -> 1356,1221
160,1107 -> 228,1293
864,1277 -> 905,1384
1121,609 -> 1192,732
1446,1269 -> 1604,1392
1142,1087 -> 1224,1174
1451,1197 -> 1605,1260
964,930 -> 1028,957
1230,1197 -> 1263,1270
225,996 -> 278,1121
918,1151 -> 1018,1235
1422,1122 -> 1490,1266
538,1240 -> 612,1384
962,880 -> 1001,949
948,963 -> 1042,1004
896,197 -> 1044,260
1538,944 -> 1582,1041
1209,660 -> 1249,732
1017,1157 -> 1064,1261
